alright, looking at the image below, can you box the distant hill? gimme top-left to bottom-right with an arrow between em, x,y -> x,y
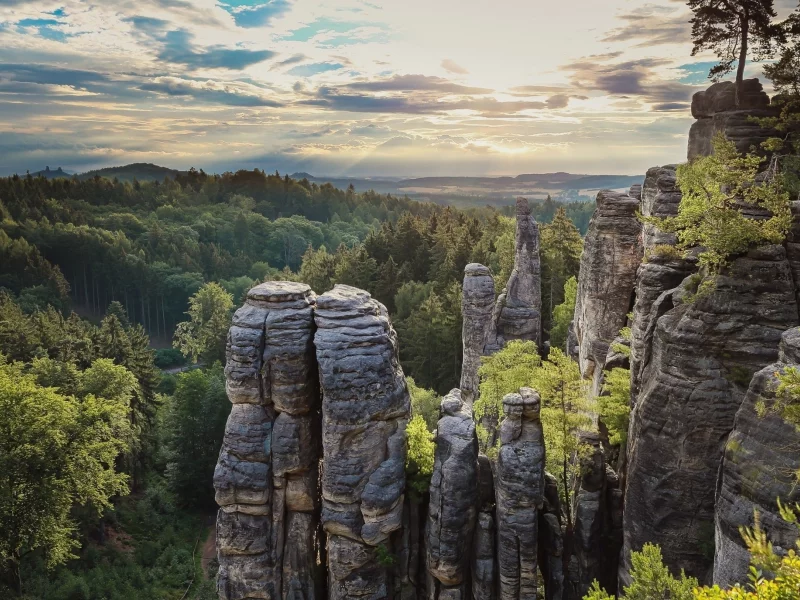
76,163 -> 185,182
29,166 -> 72,179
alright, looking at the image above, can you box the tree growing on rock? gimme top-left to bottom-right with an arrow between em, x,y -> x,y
688,0 -> 780,105
645,134 -> 791,276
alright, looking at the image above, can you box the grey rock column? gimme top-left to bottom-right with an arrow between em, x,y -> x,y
573,191 -> 642,397
426,389 -> 479,600
461,265 -> 496,406
214,282 -> 320,600
314,285 -> 411,600
496,388 -> 546,600
623,247 -> 800,582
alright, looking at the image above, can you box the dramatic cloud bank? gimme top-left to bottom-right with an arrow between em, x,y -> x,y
0,0 -> 781,176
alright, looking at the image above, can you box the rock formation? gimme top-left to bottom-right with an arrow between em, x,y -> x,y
314,285 -> 411,600
565,433 -> 622,600
486,197 -> 543,353
460,264 -> 496,406
472,454 -> 497,600
688,79 -> 777,161
573,190 -> 643,396
629,166 -> 696,406
538,473 -> 564,600
496,388 -> 546,600
713,327 -> 800,587
426,389 -> 479,600
623,246 -> 800,582
214,282 -> 321,600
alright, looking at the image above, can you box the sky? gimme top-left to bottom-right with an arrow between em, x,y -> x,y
0,0 -> 797,177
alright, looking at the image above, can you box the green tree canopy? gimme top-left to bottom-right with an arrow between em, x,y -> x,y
0,358 -> 130,593
173,282 -> 234,364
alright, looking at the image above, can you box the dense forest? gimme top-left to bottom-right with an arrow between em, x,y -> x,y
0,168 -> 588,597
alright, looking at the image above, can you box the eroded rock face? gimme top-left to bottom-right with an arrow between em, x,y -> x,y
214,282 -> 321,600
539,473 -> 564,600
713,327 -> 800,587
688,79 -> 777,161
426,389 -> 479,600
623,247 -> 800,583
461,265 -> 496,406
565,434 -> 621,600
487,198 -> 542,353
573,190 -> 643,396
314,284 -> 411,599
630,166 -> 696,406
496,388 -> 546,600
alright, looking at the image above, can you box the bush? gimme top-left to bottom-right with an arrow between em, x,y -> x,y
154,348 -> 186,369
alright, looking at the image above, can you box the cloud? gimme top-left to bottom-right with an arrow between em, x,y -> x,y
301,85 -> 574,115
441,59 -> 468,75
602,4 -> 690,47
563,55 -> 695,109
288,62 -> 344,77
140,76 -> 283,106
271,53 -> 308,70
346,74 -> 492,94
127,19 -> 275,70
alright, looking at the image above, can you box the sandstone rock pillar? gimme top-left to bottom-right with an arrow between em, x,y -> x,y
426,389 -> 479,600
573,191 -> 642,396
496,388 -> 546,600
487,198 -> 543,353
214,282 -> 321,600
314,285 -> 411,599
460,265 -> 496,406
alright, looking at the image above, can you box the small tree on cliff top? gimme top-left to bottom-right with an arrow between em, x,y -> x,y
688,0 -> 779,105
643,134 -> 791,275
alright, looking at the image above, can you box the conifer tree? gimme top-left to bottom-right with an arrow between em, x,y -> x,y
688,0 -> 779,104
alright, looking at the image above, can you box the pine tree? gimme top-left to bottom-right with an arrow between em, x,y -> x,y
541,208 -> 583,336
688,0 -> 779,104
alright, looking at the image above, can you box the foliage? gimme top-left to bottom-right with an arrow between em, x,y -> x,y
644,244 -> 685,263
549,276 -> 577,352
173,283 -> 234,364
405,414 -> 435,496
584,543 -> 697,600
761,8 -> 800,198
162,367 -> 231,509
693,502 -> 800,599
645,135 -> 792,274
540,207 -> 583,336
767,365 -> 800,430
475,342 -> 592,522
14,476 -> 215,600
407,377 -> 440,432
474,340 -> 542,453
687,0 -> 778,98
0,359 -> 130,592
600,367 -> 632,447
534,348 -> 593,524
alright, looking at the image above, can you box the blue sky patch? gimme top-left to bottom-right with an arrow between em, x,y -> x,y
217,0 -> 292,28
677,62 -> 718,85
288,62 -> 344,77
17,19 -> 69,42
282,17 -> 377,42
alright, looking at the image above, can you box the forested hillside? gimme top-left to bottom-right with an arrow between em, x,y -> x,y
0,167 -> 587,597
0,168 -> 590,393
